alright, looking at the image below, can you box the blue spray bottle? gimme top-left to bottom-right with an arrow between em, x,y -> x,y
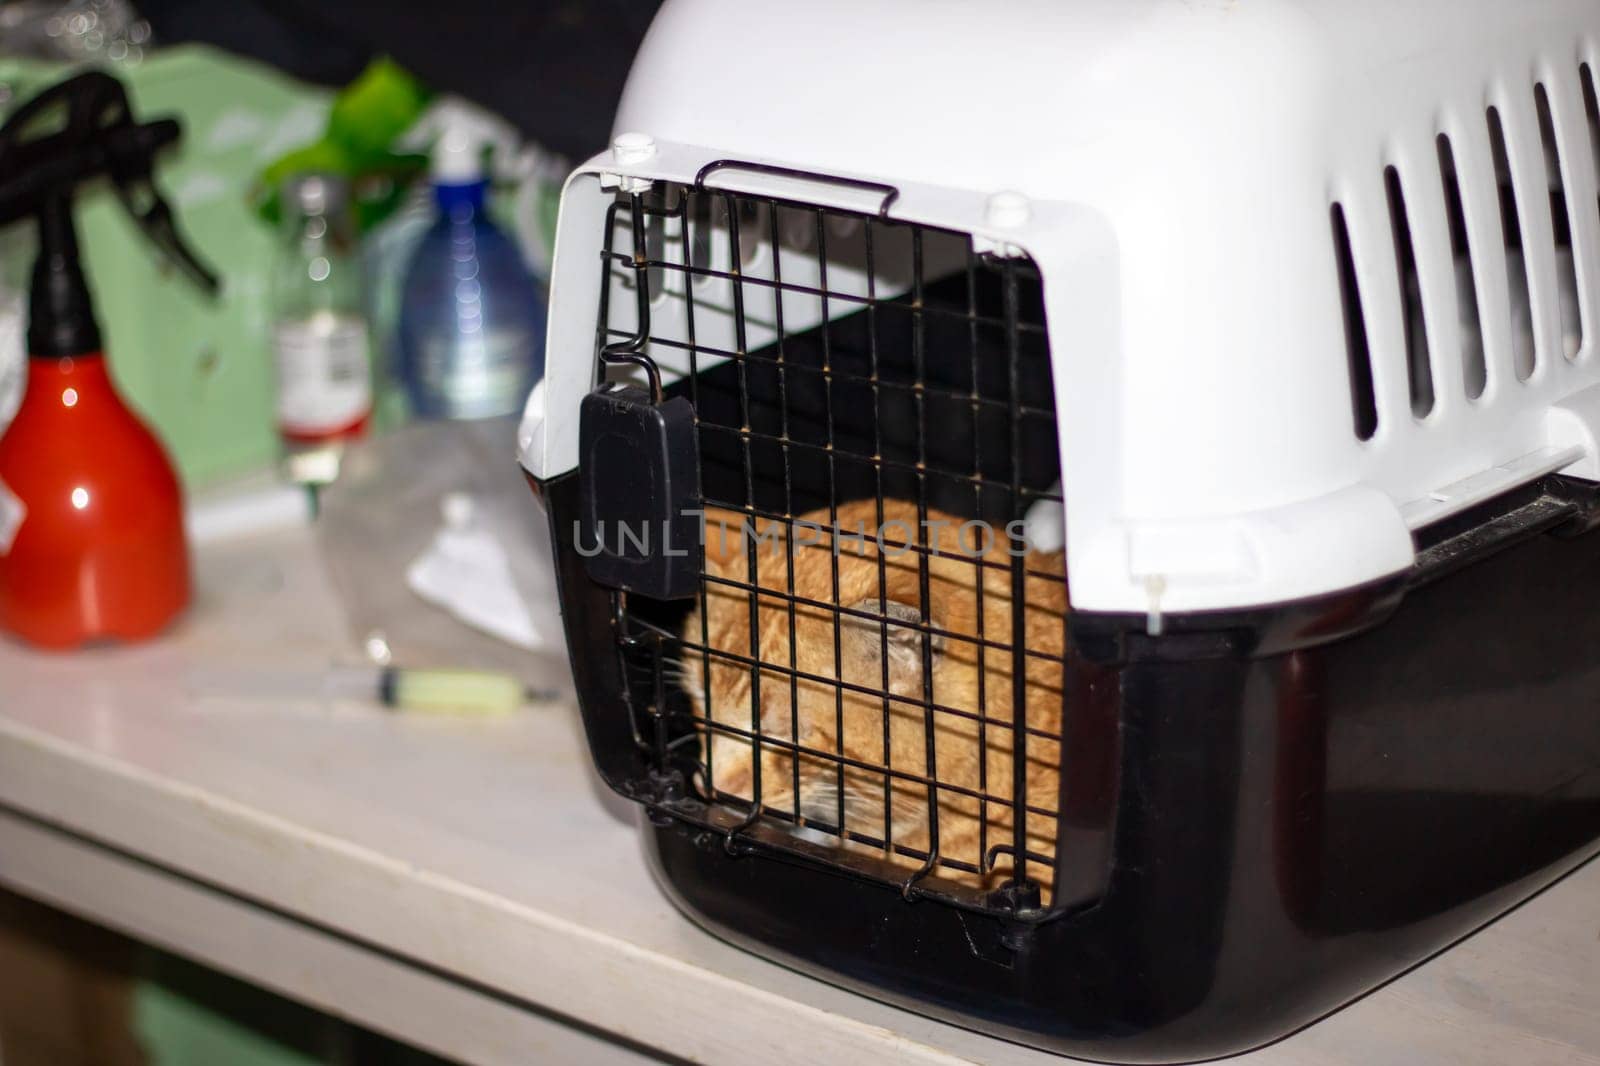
398,105 -> 546,420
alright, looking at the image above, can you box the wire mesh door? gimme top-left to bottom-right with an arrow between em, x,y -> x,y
597,180 -> 1069,915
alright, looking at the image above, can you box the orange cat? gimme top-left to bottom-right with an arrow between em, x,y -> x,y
680,498 -> 1067,900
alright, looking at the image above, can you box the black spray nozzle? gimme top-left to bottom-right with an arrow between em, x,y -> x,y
27,194 -> 98,357
0,71 -> 219,356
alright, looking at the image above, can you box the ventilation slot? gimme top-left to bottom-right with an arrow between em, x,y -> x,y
1438,134 -> 1487,398
735,198 -> 764,269
1488,106 -> 1537,380
1536,83 -> 1583,360
646,210 -> 667,304
1585,65 -> 1600,206
1331,204 -> 1378,440
689,192 -> 714,290
1385,167 -> 1434,416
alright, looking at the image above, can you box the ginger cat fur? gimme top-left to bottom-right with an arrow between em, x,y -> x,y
681,498 -> 1067,899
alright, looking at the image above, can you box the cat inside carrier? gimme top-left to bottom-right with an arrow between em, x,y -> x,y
520,1 -> 1600,1060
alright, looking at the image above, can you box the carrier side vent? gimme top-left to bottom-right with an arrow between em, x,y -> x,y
1584,64 -> 1600,185
1336,68 -> 1600,441
1331,203 -> 1378,440
1385,166 -> 1435,417
1536,82 -> 1583,361
689,193 -> 716,290
1487,104 -> 1538,381
1438,134 -> 1488,398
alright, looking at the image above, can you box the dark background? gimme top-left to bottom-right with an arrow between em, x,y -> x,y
138,0 -> 665,160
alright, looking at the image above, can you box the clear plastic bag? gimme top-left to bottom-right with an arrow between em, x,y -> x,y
315,416 -> 569,692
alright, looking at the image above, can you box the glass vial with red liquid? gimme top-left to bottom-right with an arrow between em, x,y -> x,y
271,174 -> 373,486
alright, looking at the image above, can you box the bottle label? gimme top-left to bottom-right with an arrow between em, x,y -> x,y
273,311 -> 373,436
0,474 -> 23,556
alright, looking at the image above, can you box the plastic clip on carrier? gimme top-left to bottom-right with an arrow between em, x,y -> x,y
0,71 -> 218,648
577,191 -> 701,601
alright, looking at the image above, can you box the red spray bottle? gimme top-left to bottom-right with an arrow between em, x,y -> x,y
0,72 -> 218,649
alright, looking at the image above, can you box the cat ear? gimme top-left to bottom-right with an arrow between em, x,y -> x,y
842,598 -> 944,692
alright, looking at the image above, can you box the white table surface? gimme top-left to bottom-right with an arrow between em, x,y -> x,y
0,523 -> 1596,1066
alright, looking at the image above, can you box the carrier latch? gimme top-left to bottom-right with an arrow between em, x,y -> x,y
578,382 -> 702,599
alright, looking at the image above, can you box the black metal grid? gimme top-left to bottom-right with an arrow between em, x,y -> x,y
592,178 -> 1067,914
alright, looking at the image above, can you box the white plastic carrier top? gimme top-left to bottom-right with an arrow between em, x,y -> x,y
519,0 -> 1600,617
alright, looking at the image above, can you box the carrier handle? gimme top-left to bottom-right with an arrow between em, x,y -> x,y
694,159 -> 901,219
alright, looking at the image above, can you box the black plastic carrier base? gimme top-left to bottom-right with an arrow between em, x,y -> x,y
542,467 -> 1600,1063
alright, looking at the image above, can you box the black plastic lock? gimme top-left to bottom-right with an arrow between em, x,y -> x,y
578,383 -> 702,599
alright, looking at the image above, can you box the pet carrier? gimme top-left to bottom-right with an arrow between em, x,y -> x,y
519,0 -> 1600,1059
